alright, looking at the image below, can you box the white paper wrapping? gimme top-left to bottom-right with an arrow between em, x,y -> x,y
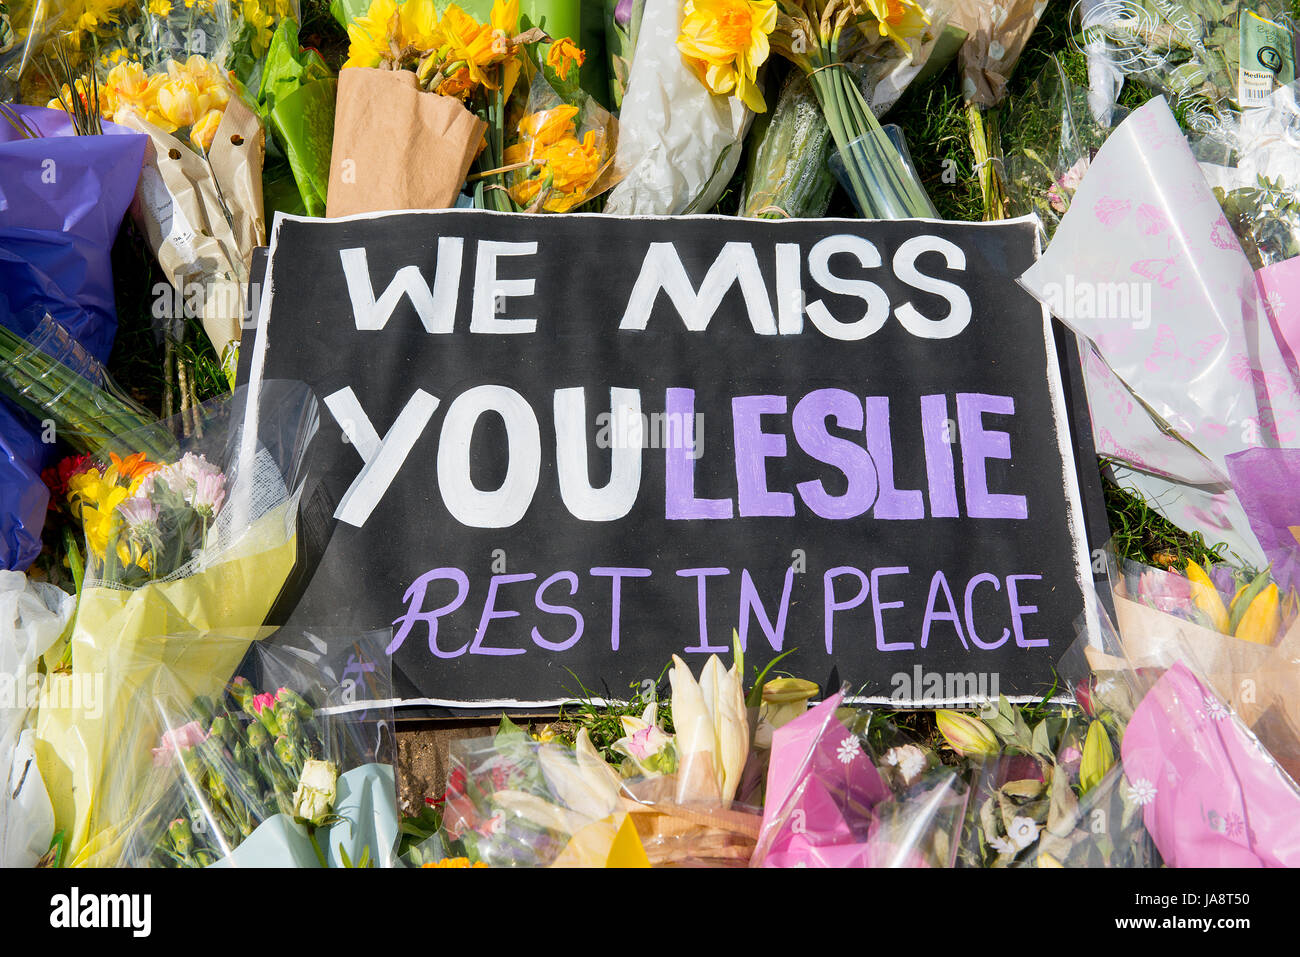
1020,96 -> 1300,563
603,0 -> 750,215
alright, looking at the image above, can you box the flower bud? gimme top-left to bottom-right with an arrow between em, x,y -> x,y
1079,719 -> 1114,794
936,709 -> 999,757
761,677 -> 820,730
168,817 -> 193,856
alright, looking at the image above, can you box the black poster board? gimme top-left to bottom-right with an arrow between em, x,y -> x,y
239,210 -> 1103,709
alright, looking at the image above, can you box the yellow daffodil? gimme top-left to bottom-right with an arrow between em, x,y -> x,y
344,0 -> 400,69
676,0 -> 776,113
345,0 -> 444,69
860,0 -> 929,54
489,0 -> 518,34
505,105 -> 605,212
434,4 -> 507,89
241,0 -> 276,56
398,0 -> 441,49
546,37 -> 585,81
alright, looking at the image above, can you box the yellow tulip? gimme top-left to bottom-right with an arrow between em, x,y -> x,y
1185,560 -> 1230,634
1235,583 -> 1281,645
189,108 -> 224,152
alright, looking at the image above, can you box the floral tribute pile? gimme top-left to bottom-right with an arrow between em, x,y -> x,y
2,0 -> 1300,869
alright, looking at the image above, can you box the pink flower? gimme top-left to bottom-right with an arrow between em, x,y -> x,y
151,721 -> 208,766
117,496 -> 159,529
1060,746 -> 1082,767
251,692 -> 276,715
625,725 -> 671,761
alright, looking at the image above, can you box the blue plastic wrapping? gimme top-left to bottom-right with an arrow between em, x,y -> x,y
0,105 -> 146,569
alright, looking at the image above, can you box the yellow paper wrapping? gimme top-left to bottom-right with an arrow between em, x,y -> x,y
34,501 -> 299,866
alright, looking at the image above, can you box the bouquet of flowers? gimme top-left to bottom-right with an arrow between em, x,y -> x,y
31,380 -> 318,866
438,648 -> 760,867
114,630 -> 398,868
43,0 -> 270,384
943,693 -> 1158,868
751,691 -> 970,868
1002,55 -> 1122,239
331,0 -> 610,215
674,0 -> 936,218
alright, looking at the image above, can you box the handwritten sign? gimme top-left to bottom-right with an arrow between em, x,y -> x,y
240,210 -> 1102,708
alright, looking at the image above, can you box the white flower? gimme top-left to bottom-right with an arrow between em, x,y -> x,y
988,40 -> 1006,61
989,835 -> 1016,856
836,735 -> 861,765
1204,696 -> 1229,722
1128,777 -> 1158,806
292,759 -> 338,825
1008,815 -> 1040,850
882,744 -> 927,785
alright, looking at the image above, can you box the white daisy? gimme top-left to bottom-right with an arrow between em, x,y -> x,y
1129,777 -> 1158,806
882,744 -> 927,784
1009,816 -> 1040,850
836,735 -> 861,765
1204,696 -> 1229,722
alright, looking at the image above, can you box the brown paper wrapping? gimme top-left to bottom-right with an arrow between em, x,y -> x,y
326,68 -> 487,217
119,95 -> 266,367
950,0 -> 1047,107
1109,583 -> 1300,781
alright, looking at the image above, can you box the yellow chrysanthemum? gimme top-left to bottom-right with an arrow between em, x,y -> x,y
676,0 -> 776,113
148,0 -> 173,16
860,0 -> 928,54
